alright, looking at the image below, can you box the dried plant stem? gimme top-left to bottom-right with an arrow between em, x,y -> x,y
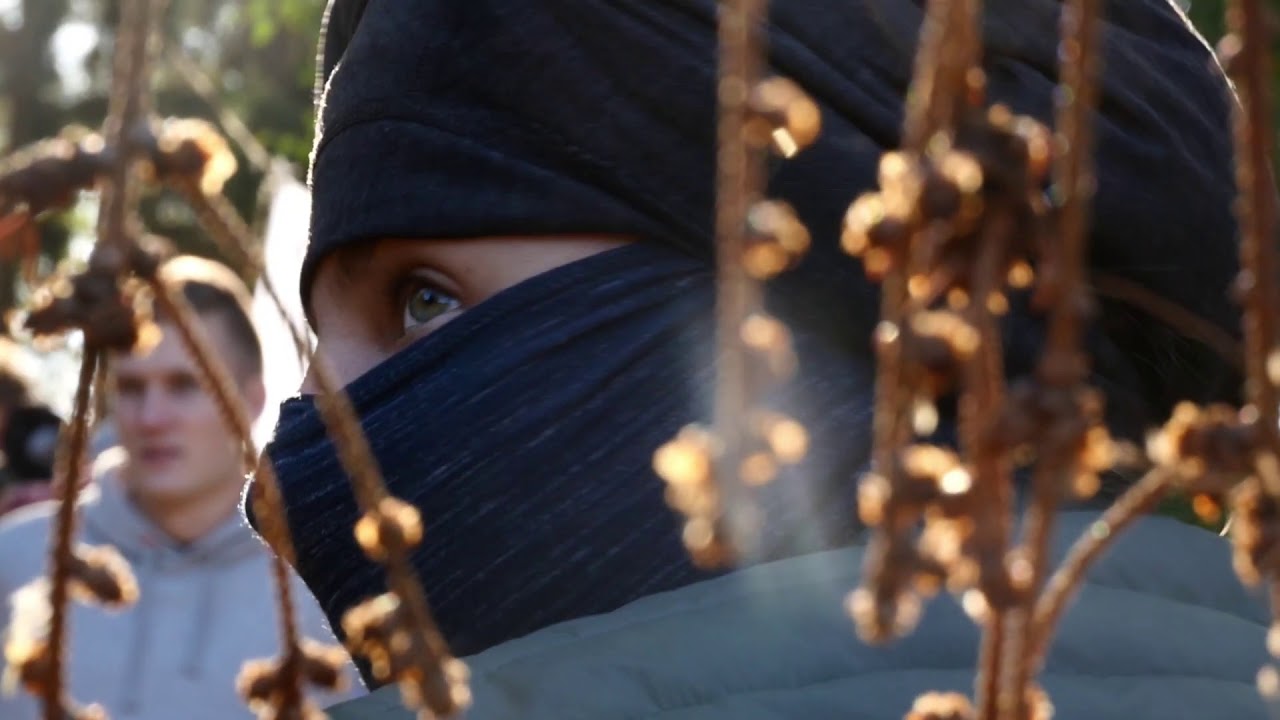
902,0 -> 981,151
1005,0 -> 1103,714
1226,0 -> 1280,482
165,47 -> 275,175
962,216 -> 1014,720
1043,0 -> 1102,366
869,0 -> 978,533
146,278 -> 309,711
40,349 -> 97,720
170,179 -> 310,362
172,154 -> 457,713
94,0 -> 160,260
712,0 -> 770,557
977,616 -> 1007,720
1028,468 -> 1173,667
307,358 -> 463,715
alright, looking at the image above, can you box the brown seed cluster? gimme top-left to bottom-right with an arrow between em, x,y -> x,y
3,545 -> 138,720
236,640 -> 350,720
340,497 -> 470,718
843,99 -> 1049,314
906,692 -> 979,720
342,594 -> 471,719
655,10 -> 822,566
847,86 -> 1058,641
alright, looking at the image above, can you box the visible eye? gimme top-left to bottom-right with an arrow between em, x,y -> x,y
115,377 -> 143,397
401,281 -> 462,334
169,373 -> 200,395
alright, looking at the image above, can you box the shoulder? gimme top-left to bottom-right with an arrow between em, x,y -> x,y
0,499 -> 56,550
0,501 -> 57,592
326,511 -> 1270,720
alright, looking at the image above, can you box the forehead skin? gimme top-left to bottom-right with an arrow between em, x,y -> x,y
110,313 -> 250,385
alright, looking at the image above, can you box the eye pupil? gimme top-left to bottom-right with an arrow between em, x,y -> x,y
405,287 -> 458,327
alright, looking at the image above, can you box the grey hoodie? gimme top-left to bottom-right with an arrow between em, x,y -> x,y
0,458 -> 361,719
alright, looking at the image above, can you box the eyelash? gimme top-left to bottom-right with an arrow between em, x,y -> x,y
392,272 -> 463,338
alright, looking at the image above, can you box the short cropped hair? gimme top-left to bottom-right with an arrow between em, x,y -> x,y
152,255 -> 264,379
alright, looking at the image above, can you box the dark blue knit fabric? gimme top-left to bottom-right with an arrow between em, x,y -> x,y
255,0 -> 1247,686
261,244 -> 874,676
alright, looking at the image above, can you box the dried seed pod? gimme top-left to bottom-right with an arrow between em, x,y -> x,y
848,536 -> 929,642
2,632 -> 107,719
1148,402 -> 1259,494
341,593 -> 470,718
0,129 -> 108,217
236,638 -> 348,720
126,234 -> 176,281
653,425 -> 740,566
655,424 -> 717,511
1230,480 -> 1280,586
134,117 -> 238,196
740,312 -> 797,379
3,636 -> 52,697
905,691 -> 975,720
994,379 -> 1114,498
355,497 -> 425,561
900,310 -> 981,397
298,639 -> 349,691
917,149 -> 984,230
917,516 -> 977,592
67,544 -> 138,609
24,262 -> 154,351
236,657 -> 327,720
341,594 -> 404,679
906,104 -> 1051,310
746,77 -> 821,157
752,410 -> 809,464
842,191 -> 912,280
1022,683 -> 1055,720
743,200 -> 810,279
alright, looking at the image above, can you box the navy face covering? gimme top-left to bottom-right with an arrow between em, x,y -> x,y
257,243 -> 875,681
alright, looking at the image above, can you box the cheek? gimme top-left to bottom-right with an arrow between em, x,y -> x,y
176,393 -> 235,435
303,337 -> 394,392
110,401 -> 143,433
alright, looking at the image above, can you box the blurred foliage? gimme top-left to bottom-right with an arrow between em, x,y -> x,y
0,0 -> 326,314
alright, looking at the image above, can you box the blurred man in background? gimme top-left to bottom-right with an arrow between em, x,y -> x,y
0,255 -> 356,719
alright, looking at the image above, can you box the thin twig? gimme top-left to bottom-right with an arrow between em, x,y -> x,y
40,349 -> 97,720
1006,0 -> 1104,713
174,155 -> 461,715
1029,468 -> 1173,665
169,177 -> 310,362
964,208 -> 1014,720
146,277 -> 306,707
711,0 -> 771,560
93,0 -> 161,264
1226,0 -> 1280,482
164,46 -> 275,176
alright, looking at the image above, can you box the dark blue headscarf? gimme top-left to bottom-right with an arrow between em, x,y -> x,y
257,0 -> 1243,685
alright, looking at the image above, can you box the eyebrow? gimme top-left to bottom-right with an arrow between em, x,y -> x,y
332,243 -> 381,284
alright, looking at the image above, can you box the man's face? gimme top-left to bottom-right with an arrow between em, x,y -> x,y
110,315 -> 262,507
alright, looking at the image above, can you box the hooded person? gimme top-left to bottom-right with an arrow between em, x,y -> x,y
254,0 -> 1272,717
